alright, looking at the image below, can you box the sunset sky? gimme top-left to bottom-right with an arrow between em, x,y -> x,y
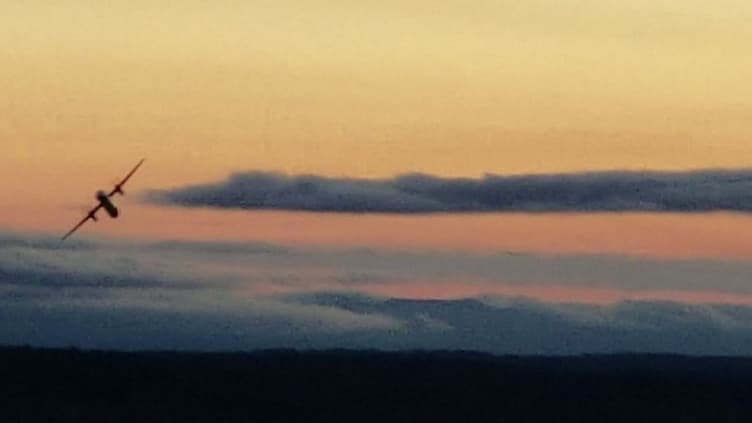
3,2 -> 752,353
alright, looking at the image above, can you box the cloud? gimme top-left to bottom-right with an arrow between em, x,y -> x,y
6,231 -> 752,299
144,169 -> 752,213
6,292 -> 752,354
290,294 -> 752,355
0,231 -> 403,335
6,231 -> 752,354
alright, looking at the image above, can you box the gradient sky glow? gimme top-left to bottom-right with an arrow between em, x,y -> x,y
3,2 -> 752,352
4,1 -> 752,181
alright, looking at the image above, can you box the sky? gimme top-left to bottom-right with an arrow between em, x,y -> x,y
3,1 -> 752,354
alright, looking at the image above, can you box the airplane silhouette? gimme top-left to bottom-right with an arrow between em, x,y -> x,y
61,159 -> 145,241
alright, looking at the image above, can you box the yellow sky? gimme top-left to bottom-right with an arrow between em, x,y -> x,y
3,1 -> 752,261
3,1 -> 752,185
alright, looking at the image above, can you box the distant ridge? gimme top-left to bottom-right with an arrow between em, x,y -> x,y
3,346 -> 752,422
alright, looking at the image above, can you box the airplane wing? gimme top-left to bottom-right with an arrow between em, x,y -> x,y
61,204 -> 102,241
109,158 -> 145,197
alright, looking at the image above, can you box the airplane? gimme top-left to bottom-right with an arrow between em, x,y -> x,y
61,158 -> 145,241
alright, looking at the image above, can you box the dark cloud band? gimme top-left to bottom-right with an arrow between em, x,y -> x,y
144,169 -> 752,213
5,231 -> 752,354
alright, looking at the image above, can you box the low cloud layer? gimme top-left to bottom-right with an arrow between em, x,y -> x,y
6,291 -> 752,355
5,231 -> 752,354
146,169 -> 752,213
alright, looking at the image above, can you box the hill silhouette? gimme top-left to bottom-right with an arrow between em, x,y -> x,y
2,347 -> 752,422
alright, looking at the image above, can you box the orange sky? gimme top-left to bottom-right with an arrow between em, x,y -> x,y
3,1 -> 752,283
3,1 -> 752,183
7,203 -> 752,261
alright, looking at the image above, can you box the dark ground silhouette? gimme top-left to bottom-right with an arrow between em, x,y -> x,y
2,346 -> 752,422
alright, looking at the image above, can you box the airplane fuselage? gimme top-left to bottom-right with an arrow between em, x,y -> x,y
96,191 -> 119,218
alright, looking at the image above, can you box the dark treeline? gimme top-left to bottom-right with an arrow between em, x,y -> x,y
2,346 -> 752,422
